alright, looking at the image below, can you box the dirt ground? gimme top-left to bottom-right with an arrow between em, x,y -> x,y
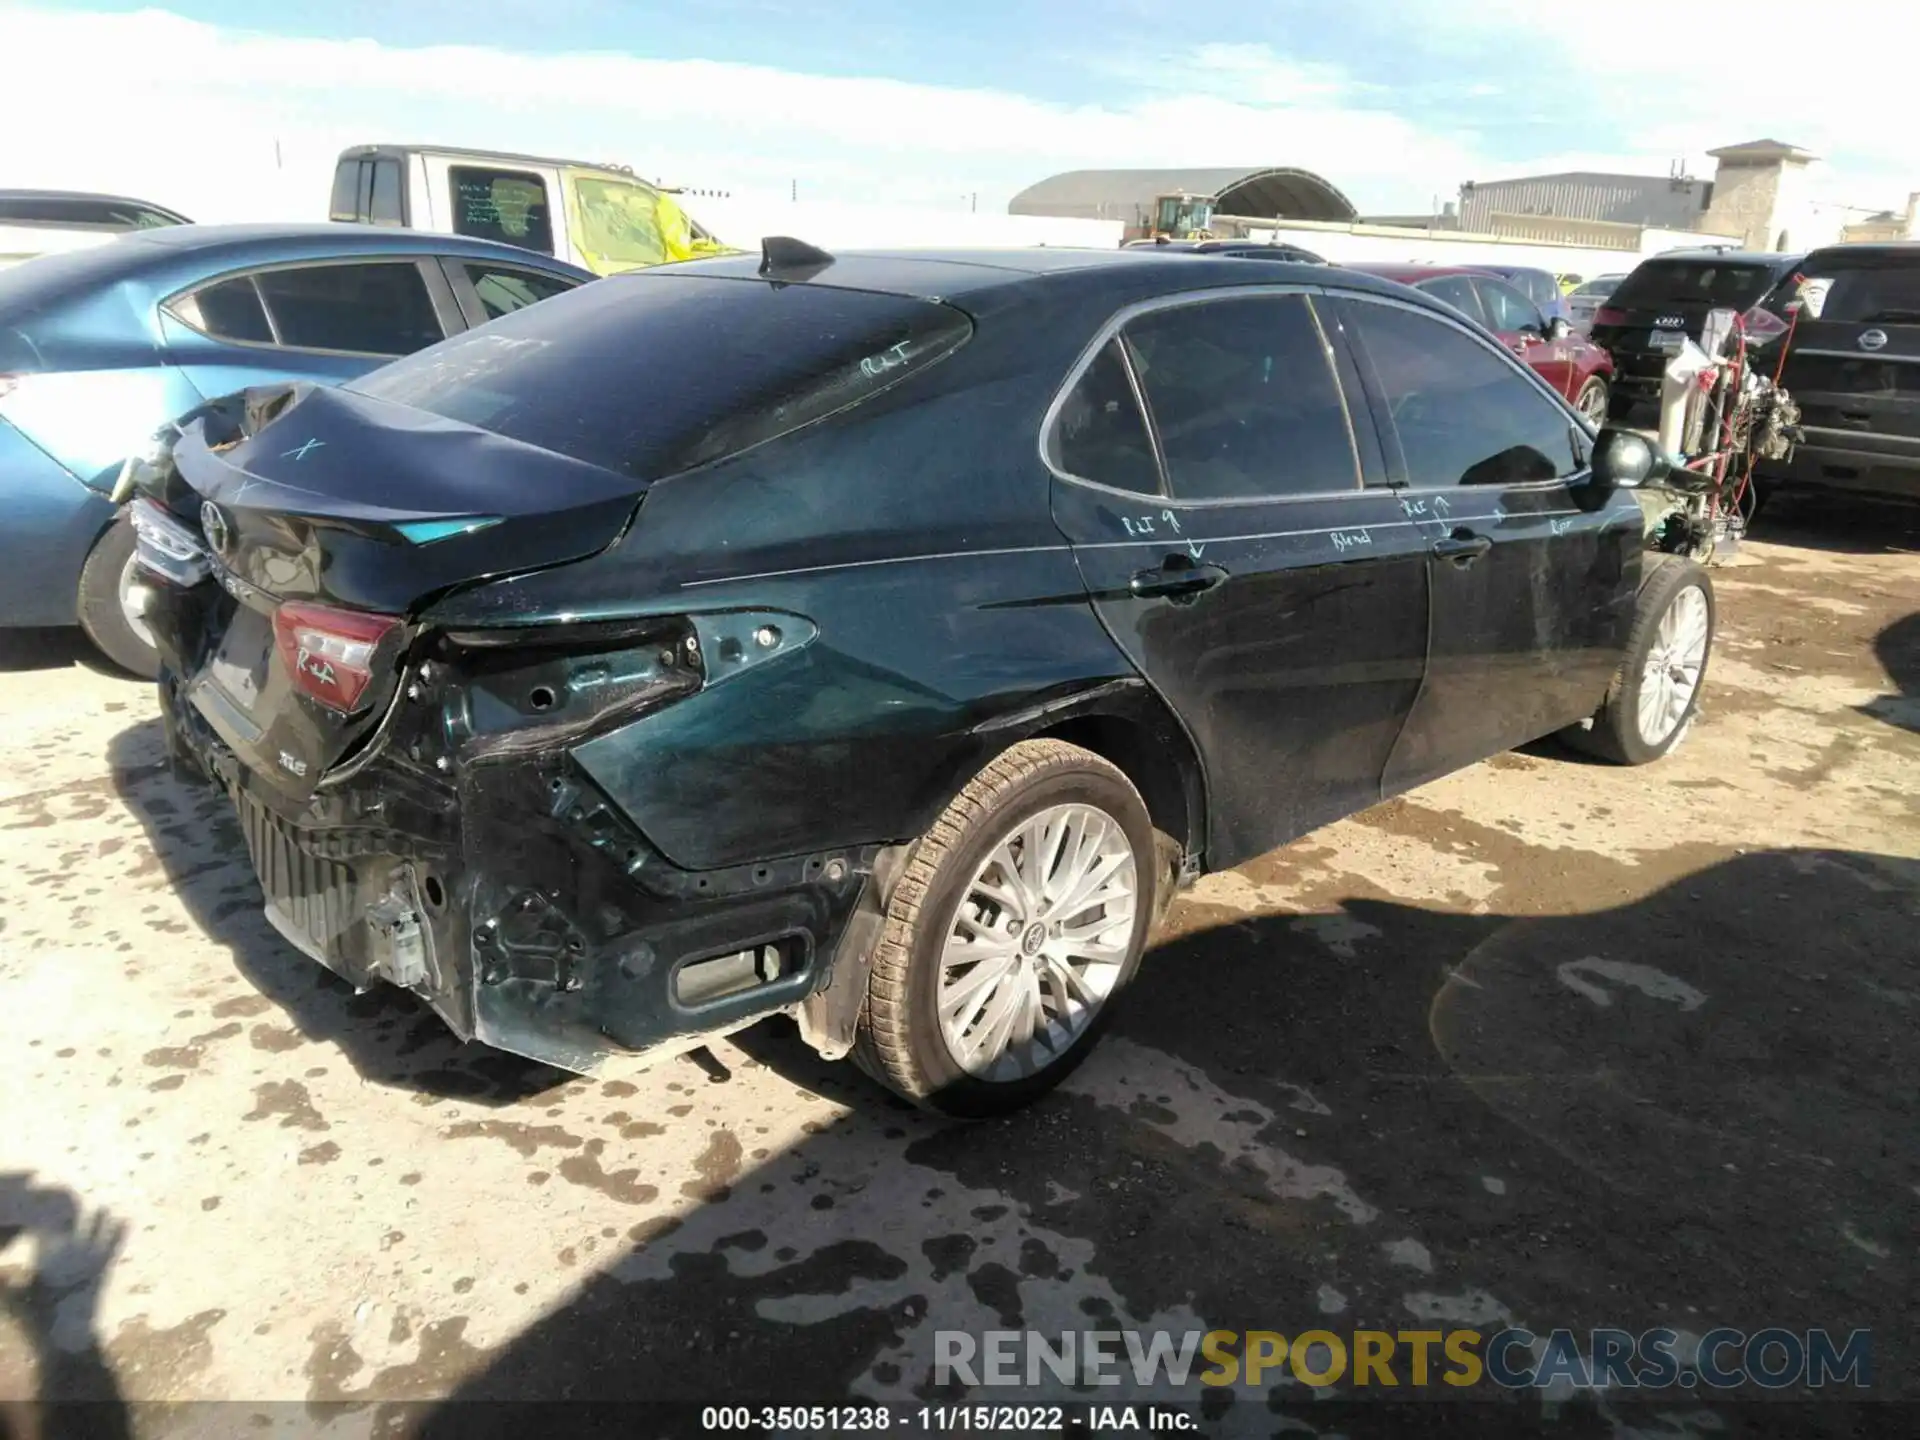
2,495 -> 1915,1436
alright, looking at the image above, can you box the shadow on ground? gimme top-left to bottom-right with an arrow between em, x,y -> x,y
1864,610 -> 1920,734
106,720 -> 567,1108
1750,489 -> 1920,556
90,704 -> 1919,1430
64,838 -> 1896,1433
0,628 -> 130,679
384,845 -> 1911,1435
0,1176 -> 130,1440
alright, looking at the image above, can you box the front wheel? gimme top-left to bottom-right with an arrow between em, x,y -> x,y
854,739 -> 1156,1118
1563,555 -> 1714,765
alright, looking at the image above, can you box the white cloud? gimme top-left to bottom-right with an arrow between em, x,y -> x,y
0,2 -> 1489,223
1,0 -> 1912,234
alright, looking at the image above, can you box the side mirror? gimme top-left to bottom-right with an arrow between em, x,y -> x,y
1590,426 -> 1671,490
1546,316 -> 1573,342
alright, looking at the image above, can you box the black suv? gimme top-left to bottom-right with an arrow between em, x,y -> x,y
1762,242 -> 1920,504
1588,248 -> 1803,419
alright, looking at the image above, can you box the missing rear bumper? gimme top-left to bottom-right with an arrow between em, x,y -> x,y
162,659 -> 881,1076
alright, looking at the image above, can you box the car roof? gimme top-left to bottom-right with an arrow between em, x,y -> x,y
652,244 -> 1408,313
1338,262 -> 1498,283
119,221 -> 541,256
340,143 -> 641,178
1796,240 -> 1920,265
0,222 -> 589,319
0,188 -> 178,206
1644,247 -> 1802,266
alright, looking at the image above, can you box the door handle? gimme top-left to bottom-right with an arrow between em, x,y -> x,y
1130,553 -> 1228,600
1431,528 -> 1492,566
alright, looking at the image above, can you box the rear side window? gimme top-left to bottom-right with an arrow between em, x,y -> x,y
1796,259 -> 1920,324
451,167 -> 554,255
461,262 -> 580,321
350,274 -> 973,479
1048,339 -> 1161,495
1610,260 -> 1776,310
1345,299 -> 1582,487
253,263 -> 444,355
1122,294 -> 1359,501
165,276 -> 273,343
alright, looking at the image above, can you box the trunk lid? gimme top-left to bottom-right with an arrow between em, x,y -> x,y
165,383 -> 646,803
1590,258 -> 1789,377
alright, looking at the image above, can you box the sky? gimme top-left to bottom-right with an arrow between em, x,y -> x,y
4,0 -> 1916,225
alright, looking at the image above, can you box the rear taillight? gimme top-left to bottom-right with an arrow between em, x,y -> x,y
1592,306 -> 1626,328
128,497 -> 210,587
272,602 -> 400,713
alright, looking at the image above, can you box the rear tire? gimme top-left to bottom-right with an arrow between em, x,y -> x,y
854,739 -> 1156,1118
75,515 -> 161,680
1562,555 -> 1714,765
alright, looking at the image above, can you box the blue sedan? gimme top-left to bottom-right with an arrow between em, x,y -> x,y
0,223 -> 590,674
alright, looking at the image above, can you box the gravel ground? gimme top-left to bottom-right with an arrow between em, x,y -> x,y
2,496 -> 1915,1437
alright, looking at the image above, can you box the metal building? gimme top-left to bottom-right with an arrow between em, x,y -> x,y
1457,171 -> 1715,233
1008,167 -> 1357,225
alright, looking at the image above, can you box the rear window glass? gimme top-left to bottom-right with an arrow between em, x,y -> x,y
349,274 -> 974,479
1793,259 -> 1920,324
1610,260 -> 1776,310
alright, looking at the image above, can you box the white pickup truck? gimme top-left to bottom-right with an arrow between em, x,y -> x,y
328,144 -> 730,277
0,190 -> 190,269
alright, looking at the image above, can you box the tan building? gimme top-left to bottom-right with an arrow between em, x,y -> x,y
1697,140 -> 1820,250
1457,138 -> 1904,254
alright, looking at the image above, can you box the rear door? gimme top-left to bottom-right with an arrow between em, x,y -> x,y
1047,286 -> 1431,870
1777,251 -> 1920,478
1332,291 -> 1643,794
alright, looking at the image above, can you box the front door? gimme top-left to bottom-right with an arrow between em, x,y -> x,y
1474,276 -> 1575,396
1330,292 -> 1643,796
1046,288 -> 1431,871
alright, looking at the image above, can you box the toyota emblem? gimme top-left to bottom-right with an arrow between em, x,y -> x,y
1859,329 -> 1889,352
200,501 -> 231,556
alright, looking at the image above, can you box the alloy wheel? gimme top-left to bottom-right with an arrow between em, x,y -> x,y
1636,584 -> 1709,747
935,802 -> 1137,1081
1577,380 -> 1609,426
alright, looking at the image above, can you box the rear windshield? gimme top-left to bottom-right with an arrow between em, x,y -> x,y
1571,277 -> 1622,298
1791,256 -> 1920,324
349,273 -> 974,479
1609,260 -> 1777,310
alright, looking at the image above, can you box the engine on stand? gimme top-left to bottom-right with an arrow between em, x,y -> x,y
1638,302 -> 1803,564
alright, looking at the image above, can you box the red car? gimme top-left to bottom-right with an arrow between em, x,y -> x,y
1342,264 -> 1614,426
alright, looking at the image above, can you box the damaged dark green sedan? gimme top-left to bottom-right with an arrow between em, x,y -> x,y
129,241 -> 1707,1116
